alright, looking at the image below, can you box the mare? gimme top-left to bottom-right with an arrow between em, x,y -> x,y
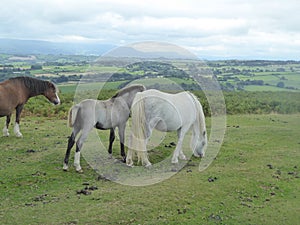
0,76 -> 60,137
63,84 -> 146,172
126,89 -> 207,167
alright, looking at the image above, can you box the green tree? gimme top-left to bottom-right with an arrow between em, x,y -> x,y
276,81 -> 285,88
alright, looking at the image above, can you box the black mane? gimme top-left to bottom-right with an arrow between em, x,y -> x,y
9,76 -> 56,95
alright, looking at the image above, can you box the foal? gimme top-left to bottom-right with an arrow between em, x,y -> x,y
0,76 -> 60,137
63,84 -> 146,172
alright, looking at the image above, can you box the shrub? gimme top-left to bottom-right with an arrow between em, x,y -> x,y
22,90 -> 300,119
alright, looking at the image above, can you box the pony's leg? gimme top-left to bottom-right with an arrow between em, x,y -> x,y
178,129 -> 188,161
14,104 -> 24,137
126,132 -> 137,167
118,124 -> 126,162
126,145 -> 134,167
3,115 -> 11,137
172,128 -> 187,164
108,128 -> 115,158
74,143 -> 82,172
74,127 -> 92,172
63,132 -> 76,171
140,124 -> 152,167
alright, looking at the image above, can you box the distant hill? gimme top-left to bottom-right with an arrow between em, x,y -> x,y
105,42 -> 197,59
0,39 -> 197,59
0,38 -> 116,55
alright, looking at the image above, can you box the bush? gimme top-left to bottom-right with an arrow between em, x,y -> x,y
223,91 -> 300,114
22,90 -> 300,119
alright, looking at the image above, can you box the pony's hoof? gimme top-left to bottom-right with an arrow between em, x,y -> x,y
179,155 -> 187,160
171,159 -> 179,164
171,167 -> 178,172
3,131 -> 9,137
76,169 -> 84,173
63,164 -> 69,171
145,163 -> 152,168
16,133 -> 23,138
126,162 -> 134,167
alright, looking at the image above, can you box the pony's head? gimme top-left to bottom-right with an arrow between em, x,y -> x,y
44,82 -> 60,105
193,130 -> 207,158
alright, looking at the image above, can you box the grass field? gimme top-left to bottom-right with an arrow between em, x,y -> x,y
243,85 -> 295,92
59,81 -> 125,94
0,114 -> 299,224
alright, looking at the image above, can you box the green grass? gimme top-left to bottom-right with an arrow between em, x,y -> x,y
32,65 -> 121,77
0,114 -> 299,224
243,85 -> 292,91
58,81 -> 125,94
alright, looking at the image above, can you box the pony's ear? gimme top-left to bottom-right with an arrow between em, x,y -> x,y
47,82 -> 55,89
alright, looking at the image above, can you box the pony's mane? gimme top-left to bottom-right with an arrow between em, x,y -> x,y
111,84 -> 145,99
9,76 -> 56,94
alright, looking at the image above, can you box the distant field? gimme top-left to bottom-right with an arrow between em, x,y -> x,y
243,85 -> 294,91
58,77 -> 196,94
59,81 -> 125,94
207,60 -> 300,91
2,55 -> 300,92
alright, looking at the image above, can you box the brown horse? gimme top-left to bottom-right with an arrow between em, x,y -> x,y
0,76 -> 60,137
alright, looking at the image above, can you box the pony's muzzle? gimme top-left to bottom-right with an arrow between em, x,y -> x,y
53,96 -> 61,105
194,152 -> 205,158
53,100 -> 60,105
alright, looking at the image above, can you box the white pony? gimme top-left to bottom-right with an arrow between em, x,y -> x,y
126,89 -> 207,167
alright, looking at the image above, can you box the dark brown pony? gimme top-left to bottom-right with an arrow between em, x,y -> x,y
0,76 -> 60,137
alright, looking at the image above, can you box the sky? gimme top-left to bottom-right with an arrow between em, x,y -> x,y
1,0 -> 300,59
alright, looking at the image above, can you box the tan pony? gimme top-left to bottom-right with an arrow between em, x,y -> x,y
0,76 -> 60,137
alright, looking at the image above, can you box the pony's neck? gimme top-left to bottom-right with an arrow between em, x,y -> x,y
117,91 -> 135,108
25,80 -> 47,98
127,92 -> 139,108
28,87 -> 45,98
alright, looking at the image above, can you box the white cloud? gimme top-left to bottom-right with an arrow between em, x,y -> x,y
0,0 -> 300,59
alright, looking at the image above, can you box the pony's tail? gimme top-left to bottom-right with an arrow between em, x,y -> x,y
68,105 -> 80,127
129,93 -> 150,166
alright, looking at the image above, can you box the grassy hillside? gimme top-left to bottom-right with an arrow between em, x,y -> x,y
0,114 -> 299,224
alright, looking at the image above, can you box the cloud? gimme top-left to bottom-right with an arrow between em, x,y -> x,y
0,0 -> 300,59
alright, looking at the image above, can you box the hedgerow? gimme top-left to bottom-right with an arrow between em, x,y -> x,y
22,90 -> 300,119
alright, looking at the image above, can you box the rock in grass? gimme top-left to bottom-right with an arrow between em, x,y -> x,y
26,149 -> 36,153
208,176 -> 218,182
76,189 -> 91,195
267,164 -> 274,169
170,142 -> 176,146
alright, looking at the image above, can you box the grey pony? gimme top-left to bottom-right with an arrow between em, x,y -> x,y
63,84 -> 146,172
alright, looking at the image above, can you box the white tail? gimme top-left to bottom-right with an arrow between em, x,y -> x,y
68,105 -> 80,127
129,93 -> 151,166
